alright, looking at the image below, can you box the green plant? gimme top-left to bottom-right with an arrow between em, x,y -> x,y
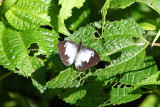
0,0 -> 160,106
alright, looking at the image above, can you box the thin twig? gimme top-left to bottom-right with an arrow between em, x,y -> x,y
149,43 -> 160,47
0,71 -> 13,81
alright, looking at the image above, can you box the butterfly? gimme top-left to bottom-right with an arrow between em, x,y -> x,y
57,40 -> 100,71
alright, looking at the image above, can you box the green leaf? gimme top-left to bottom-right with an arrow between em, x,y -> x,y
101,0 -> 112,36
61,89 -> 87,104
5,0 -> 51,30
95,48 -> 146,80
0,22 -> 58,77
101,56 -> 159,105
1,0 -> 17,14
49,0 -> 60,32
106,87 -> 142,105
66,24 -> 100,46
110,0 -> 160,14
46,68 -> 86,88
137,0 -> 160,14
138,71 -> 160,85
103,20 -> 144,38
139,23 -> 156,31
92,20 -> 148,80
110,0 -> 135,9
139,19 -> 157,31
58,0 -> 85,35
106,56 -> 158,85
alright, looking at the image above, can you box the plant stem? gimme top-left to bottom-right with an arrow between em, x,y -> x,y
0,71 -> 13,81
149,43 -> 160,47
151,29 -> 160,47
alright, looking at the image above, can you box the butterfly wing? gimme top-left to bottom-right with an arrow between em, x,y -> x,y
57,40 -> 78,66
75,46 -> 100,71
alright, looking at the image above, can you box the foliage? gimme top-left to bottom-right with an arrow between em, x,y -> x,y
0,0 -> 160,106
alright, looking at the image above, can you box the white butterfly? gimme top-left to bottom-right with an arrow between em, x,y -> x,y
57,40 -> 100,71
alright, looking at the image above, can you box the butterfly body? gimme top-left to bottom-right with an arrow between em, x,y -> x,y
57,40 -> 100,71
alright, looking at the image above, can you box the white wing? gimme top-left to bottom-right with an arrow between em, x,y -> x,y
64,41 -> 78,65
75,47 -> 96,70
57,40 -> 78,66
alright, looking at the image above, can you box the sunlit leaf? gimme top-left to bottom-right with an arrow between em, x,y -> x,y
5,0 -> 51,30
110,0 -> 160,14
0,22 -> 58,77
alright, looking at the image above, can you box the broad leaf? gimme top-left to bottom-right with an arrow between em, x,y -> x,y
106,56 -> 158,85
60,89 -> 87,104
93,20 -> 148,80
1,0 -> 17,14
46,68 -> 89,89
103,20 -> 144,38
100,56 -> 159,105
110,0 -> 160,14
110,0 -> 135,9
105,86 -> 142,105
137,0 -> 160,14
138,71 -> 160,85
95,49 -> 146,80
101,0 -> 112,36
0,22 -> 58,77
5,0 -> 51,30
